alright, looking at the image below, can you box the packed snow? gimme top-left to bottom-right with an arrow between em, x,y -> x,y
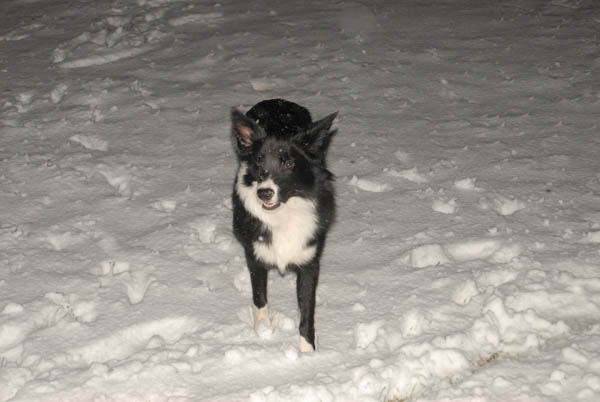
1,0 -> 600,401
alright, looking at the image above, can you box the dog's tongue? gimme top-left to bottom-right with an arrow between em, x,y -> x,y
263,201 -> 281,210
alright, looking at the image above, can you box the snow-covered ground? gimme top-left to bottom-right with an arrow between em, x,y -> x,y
1,0 -> 600,400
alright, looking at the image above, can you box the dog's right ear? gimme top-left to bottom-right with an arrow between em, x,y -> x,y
231,108 -> 265,157
293,112 -> 338,160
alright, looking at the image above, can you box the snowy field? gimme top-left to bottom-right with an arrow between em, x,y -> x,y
1,0 -> 600,400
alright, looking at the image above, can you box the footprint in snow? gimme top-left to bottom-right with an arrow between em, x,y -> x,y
97,164 -> 133,198
0,295 -> 79,362
0,22 -> 44,41
42,230 -> 88,251
67,316 -> 199,365
120,269 -> 157,305
45,292 -> 98,323
53,3 -> 181,69
188,217 -> 217,243
91,260 -> 154,303
92,260 -> 131,276
233,267 -> 251,294
400,309 -> 432,338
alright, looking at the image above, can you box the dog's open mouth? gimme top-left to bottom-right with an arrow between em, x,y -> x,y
262,201 -> 281,210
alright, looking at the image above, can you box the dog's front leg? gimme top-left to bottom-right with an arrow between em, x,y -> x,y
296,261 -> 319,352
245,249 -> 271,329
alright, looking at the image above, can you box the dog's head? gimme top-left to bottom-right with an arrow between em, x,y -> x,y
231,106 -> 337,211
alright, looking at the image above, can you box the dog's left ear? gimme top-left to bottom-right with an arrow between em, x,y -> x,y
294,112 -> 338,159
231,108 -> 266,157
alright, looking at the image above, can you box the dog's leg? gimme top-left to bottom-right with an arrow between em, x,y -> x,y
246,250 -> 271,328
296,262 -> 319,352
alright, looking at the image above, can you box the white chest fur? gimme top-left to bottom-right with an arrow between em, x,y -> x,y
236,163 -> 318,273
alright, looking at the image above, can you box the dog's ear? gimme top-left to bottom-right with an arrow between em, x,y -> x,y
294,112 -> 338,159
231,108 -> 265,157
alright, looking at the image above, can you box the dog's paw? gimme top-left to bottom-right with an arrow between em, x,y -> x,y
252,304 -> 271,329
299,336 -> 315,353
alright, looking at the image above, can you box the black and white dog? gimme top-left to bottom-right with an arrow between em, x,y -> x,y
230,99 -> 337,352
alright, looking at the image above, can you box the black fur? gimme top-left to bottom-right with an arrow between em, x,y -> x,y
230,99 -> 337,350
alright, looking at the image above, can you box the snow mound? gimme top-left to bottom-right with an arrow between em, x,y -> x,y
400,239 -> 522,268
355,320 -> 385,349
454,177 -> 481,190
452,280 -> 479,305
349,175 -> 391,192
379,296 -> 569,401
152,198 -> 177,213
60,46 -> 154,69
168,12 -> 223,27
490,196 -> 526,216
445,239 -> 504,261
387,167 -> 429,183
50,84 -> 68,104
250,78 -> 286,92
399,243 -> 450,268
70,134 -> 109,151
432,197 -> 457,214
579,231 -> 600,244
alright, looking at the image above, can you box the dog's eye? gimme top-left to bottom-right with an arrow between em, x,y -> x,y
283,159 -> 295,170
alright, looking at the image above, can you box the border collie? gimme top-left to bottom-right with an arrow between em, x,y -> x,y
230,99 -> 337,352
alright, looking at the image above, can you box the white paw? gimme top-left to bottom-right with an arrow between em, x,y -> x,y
252,304 -> 271,329
299,336 -> 315,353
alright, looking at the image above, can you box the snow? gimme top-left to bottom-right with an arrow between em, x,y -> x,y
431,198 -> 457,214
1,0 -> 600,401
349,175 -> 391,193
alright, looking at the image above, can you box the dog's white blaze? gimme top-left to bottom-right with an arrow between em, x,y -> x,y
257,177 -> 277,193
236,163 -> 318,273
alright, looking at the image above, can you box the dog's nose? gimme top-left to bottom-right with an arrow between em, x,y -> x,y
257,188 -> 274,202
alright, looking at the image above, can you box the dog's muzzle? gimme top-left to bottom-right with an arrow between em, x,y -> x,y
257,188 -> 274,202
257,188 -> 281,210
